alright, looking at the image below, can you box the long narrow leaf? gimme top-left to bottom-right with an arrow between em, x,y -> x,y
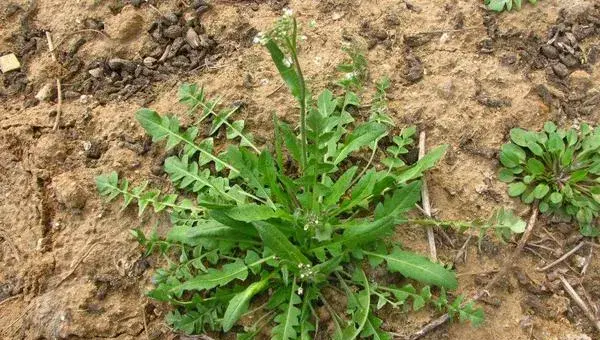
254,221 -> 310,265
364,248 -> 458,289
265,40 -> 302,99
223,277 -> 270,331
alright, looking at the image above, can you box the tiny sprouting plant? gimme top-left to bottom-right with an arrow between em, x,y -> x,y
484,0 -> 538,12
97,13 -> 525,338
499,122 -> 600,236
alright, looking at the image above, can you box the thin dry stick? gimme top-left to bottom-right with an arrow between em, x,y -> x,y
1,301 -> 34,337
45,31 -> 57,62
409,204 -> 539,340
0,294 -> 22,309
52,78 -> 63,131
559,275 -> 600,332
453,234 -> 472,264
55,242 -> 101,287
45,31 -> 62,131
0,228 -> 21,262
418,131 -> 437,261
537,241 -> 586,272
582,245 -> 593,276
54,29 -> 110,49
141,306 -> 150,340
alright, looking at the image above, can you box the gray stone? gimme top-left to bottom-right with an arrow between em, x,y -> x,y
164,25 -> 183,39
540,45 -> 559,59
552,63 -> 570,78
88,67 -> 104,78
35,83 -> 55,102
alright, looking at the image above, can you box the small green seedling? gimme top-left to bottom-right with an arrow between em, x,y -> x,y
484,0 -> 538,12
97,13 -> 525,339
499,122 -> 600,236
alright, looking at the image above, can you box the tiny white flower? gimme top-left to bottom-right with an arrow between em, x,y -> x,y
297,287 -> 304,295
345,72 -> 356,80
283,56 -> 293,68
298,263 -> 303,268
300,35 -> 307,41
300,273 -> 305,278
283,8 -> 293,17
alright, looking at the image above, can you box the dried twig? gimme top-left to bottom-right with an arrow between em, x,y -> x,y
52,78 -> 63,131
0,227 -> 20,262
0,294 -> 22,309
418,131 -> 437,261
453,234 -> 472,264
54,29 -> 110,49
266,83 -> 285,97
141,306 -> 150,340
581,245 -> 593,276
45,31 -> 57,62
55,242 -> 102,287
537,241 -> 586,272
410,204 -> 539,340
45,32 -> 62,131
1,301 -> 34,337
559,275 -> 600,332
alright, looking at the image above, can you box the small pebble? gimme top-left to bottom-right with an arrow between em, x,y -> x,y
552,63 -> 570,78
0,53 -> 21,73
540,44 -> 559,59
88,67 -> 104,78
164,12 -> 179,24
164,25 -> 183,39
35,83 -> 55,102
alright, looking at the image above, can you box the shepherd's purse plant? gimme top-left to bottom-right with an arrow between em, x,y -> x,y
97,13 -> 526,339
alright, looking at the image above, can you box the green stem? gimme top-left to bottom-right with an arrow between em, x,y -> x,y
408,218 -> 472,230
349,142 -> 378,188
287,19 -> 308,170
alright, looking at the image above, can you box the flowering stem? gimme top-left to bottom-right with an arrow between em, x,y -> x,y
288,18 -> 308,171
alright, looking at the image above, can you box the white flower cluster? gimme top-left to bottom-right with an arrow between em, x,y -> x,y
344,71 -> 357,80
298,263 -> 314,279
283,8 -> 293,17
253,32 -> 267,45
283,56 -> 293,68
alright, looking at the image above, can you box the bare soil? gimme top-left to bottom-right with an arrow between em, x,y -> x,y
1,0 -> 600,339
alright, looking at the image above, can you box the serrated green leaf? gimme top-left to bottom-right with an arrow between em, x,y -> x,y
374,181 -> 422,219
324,166 -> 358,207
136,109 -> 236,173
340,269 -> 370,340
333,122 -> 387,165
395,145 -> 448,183
171,260 -> 249,294
272,280 -> 302,340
